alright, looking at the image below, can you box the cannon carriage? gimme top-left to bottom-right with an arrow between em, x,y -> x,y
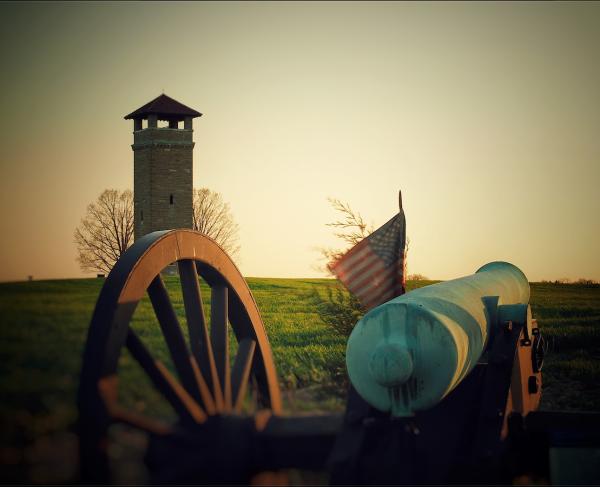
78,229 -> 598,484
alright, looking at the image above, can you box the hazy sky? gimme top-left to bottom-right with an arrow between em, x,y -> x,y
1,1 -> 599,283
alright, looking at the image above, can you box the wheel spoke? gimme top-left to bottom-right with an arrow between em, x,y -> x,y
231,339 -> 256,413
126,329 -> 206,424
189,355 -> 216,415
177,259 -> 222,415
147,276 -> 205,406
111,410 -> 171,435
178,260 -> 224,412
98,376 -> 172,435
211,285 -> 231,411
177,260 -> 208,365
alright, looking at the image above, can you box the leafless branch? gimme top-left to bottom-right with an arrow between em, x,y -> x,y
316,197 -> 375,275
193,188 -> 240,258
73,189 -> 134,275
325,197 -> 374,247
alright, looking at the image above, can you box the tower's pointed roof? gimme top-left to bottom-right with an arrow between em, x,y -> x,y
124,94 -> 202,120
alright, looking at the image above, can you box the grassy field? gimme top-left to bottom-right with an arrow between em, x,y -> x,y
0,276 -> 599,482
529,282 -> 600,410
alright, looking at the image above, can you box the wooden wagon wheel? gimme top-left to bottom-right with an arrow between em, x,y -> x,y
78,229 -> 282,482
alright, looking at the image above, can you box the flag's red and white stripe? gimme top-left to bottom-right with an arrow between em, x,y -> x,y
330,211 -> 406,311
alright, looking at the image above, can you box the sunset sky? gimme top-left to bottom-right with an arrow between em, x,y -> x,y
1,1 -> 599,283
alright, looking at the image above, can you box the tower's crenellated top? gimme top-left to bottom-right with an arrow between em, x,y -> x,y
125,94 -> 202,130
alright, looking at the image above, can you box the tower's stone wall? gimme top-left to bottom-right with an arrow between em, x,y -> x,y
133,127 -> 194,240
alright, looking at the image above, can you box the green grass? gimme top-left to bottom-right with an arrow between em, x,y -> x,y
530,282 -> 600,411
0,277 -> 598,482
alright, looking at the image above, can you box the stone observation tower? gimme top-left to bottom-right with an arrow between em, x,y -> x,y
124,94 -> 202,240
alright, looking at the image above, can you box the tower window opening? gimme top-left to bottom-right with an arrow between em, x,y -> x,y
141,210 -> 144,223
170,194 -> 174,205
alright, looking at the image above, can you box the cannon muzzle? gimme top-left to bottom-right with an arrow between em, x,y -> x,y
346,261 -> 532,416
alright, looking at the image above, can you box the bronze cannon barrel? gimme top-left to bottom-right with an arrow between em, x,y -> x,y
345,261 -> 530,416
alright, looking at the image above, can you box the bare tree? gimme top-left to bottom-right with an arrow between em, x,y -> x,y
326,197 -> 374,247
75,187 -> 240,275
193,188 -> 240,258
74,189 -> 134,275
316,198 -> 374,274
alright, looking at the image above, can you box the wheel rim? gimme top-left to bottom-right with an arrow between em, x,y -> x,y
78,229 -> 281,481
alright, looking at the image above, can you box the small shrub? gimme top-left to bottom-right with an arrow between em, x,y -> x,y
407,273 -> 429,281
308,285 -> 364,337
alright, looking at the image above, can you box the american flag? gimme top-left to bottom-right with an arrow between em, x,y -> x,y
329,209 -> 406,311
